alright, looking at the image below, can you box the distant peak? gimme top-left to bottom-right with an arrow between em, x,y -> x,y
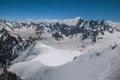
73,17 -> 82,20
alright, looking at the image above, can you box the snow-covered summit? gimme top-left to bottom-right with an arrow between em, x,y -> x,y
107,21 -> 120,26
1,17 -> 115,42
41,17 -> 82,26
107,21 -> 120,31
0,17 -> 120,80
19,17 -> 81,26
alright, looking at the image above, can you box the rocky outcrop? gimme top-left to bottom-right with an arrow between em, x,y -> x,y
0,28 -> 33,68
0,18 -> 114,42
0,68 -> 22,80
50,19 -> 113,42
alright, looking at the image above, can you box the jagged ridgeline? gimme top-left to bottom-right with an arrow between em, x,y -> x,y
0,18 -> 115,67
0,28 -> 33,68
0,18 -> 116,80
51,19 -> 113,41
0,18 -> 114,42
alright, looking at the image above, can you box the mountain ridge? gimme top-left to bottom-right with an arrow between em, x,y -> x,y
0,17 -> 116,42
0,17 -> 120,80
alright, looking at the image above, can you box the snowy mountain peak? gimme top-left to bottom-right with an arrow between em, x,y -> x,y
0,17 -> 120,80
39,17 -> 82,26
20,19 -> 36,24
106,21 -> 120,31
0,17 -> 116,42
18,17 -> 82,26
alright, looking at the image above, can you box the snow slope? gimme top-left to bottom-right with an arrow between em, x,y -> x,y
40,31 -> 120,52
107,21 -> 120,31
8,41 -> 81,79
47,46 -> 120,80
1,18 -> 120,80
8,41 -> 120,80
11,41 -> 81,66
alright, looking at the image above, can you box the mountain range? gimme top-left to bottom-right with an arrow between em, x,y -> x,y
0,17 -> 120,80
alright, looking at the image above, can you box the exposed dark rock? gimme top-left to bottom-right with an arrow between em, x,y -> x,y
0,68 -> 22,80
0,28 -> 33,68
0,18 -> 114,42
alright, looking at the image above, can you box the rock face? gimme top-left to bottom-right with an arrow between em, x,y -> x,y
0,19 -> 116,66
0,18 -> 117,80
50,19 -> 113,41
0,28 -> 32,68
0,18 -> 114,42
0,68 -> 22,80
0,28 -> 33,80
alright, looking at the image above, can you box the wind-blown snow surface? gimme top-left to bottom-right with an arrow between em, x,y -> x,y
8,41 -> 120,80
11,41 -> 81,66
41,46 -> 120,80
8,41 -> 82,79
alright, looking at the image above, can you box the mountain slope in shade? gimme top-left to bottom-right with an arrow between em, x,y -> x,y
8,41 -> 120,80
0,28 -> 32,67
